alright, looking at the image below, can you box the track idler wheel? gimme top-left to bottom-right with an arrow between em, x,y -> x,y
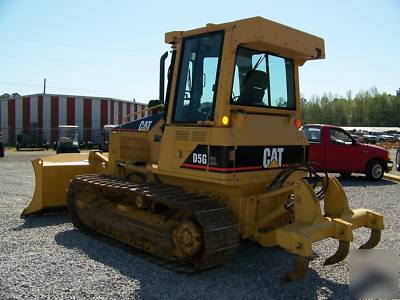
359,229 -> 381,249
281,256 -> 310,283
323,240 -> 350,265
172,219 -> 203,261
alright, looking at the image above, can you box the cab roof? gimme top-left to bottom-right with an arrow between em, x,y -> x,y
165,16 -> 325,63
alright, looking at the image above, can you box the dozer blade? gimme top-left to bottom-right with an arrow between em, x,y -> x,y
323,240 -> 350,265
21,153 -> 97,217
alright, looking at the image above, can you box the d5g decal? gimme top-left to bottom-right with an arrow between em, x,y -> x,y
181,145 -> 306,172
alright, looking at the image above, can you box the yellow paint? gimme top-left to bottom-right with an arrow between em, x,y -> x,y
22,17 -> 384,274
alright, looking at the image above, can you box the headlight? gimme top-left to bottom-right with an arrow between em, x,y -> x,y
73,141 -> 78,146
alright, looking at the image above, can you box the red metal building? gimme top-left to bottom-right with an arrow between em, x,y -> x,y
0,93 -> 147,145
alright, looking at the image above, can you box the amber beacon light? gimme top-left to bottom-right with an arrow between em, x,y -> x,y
294,119 -> 302,129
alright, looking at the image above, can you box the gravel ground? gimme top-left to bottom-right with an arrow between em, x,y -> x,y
0,150 -> 399,299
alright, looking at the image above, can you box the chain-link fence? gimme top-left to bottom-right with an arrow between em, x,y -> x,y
1,127 -> 103,148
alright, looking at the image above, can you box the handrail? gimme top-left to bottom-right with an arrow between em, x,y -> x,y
123,104 -> 164,122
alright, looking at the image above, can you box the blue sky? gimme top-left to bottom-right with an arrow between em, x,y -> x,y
0,0 -> 399,102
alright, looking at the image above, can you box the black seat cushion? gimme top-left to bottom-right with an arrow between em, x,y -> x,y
237,70 -> 268,105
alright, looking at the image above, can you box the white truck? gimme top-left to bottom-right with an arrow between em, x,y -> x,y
56,125 -> 80,154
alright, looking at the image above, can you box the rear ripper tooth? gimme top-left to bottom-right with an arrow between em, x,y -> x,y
67,173 -> 239,271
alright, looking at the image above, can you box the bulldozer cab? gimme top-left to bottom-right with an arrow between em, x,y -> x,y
163,17 -> 324,127
153,17 -> 325,182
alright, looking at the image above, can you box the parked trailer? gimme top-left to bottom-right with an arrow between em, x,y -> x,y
16,132 -> 49,151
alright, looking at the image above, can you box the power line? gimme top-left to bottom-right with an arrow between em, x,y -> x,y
0,54 -> 147,70
0,34 -> 141,53
0,80 -> 43,88
0,80 -> 131,99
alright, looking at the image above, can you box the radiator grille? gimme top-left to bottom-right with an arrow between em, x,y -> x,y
191,131 -> 208,142
175,130 -> 189,141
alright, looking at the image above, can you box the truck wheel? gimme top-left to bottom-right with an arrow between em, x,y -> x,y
396,149 -> 400,171
365,160 -> 384,181
0,151 -> 4,157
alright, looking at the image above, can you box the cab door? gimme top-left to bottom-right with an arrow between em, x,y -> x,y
302,126 -> 324,168
158,31 -> 225,173
325,127 -> 360,172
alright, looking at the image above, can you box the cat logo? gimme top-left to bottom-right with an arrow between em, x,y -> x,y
138,120 -> 152,131
263,147 -> 284,169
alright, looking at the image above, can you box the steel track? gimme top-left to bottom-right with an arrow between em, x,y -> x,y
67,173 -> 239,273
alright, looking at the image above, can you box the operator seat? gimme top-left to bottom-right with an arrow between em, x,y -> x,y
237,70 -> 268,105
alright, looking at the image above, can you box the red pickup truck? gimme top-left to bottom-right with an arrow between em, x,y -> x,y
302,124 -> 393,181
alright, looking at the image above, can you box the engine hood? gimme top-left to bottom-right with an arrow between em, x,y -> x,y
360,143 -> 388,155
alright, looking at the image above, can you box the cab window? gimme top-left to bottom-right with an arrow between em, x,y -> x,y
329,128 -> 352,145
172,32 -> 224,123
231,46 -> 295,109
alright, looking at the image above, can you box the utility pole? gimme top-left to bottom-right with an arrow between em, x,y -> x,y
43,78 -> 46,95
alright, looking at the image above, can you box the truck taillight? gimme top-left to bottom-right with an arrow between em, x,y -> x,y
294,119 -> 302,129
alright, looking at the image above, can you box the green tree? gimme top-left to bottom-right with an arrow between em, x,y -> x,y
301,89 -> 399,127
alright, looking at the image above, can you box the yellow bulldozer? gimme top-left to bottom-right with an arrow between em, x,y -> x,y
22,17 -> 383,282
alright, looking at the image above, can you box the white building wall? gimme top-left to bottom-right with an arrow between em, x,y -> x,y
30,96 -> 38,125
122,102 -> 126,123
58,95 -> 67,125
75,97 -> 84,139
108,100 -> 113,124
106,100 -> 110,124
114,101 -> 118,125
126,103 -> 133,122
43,95 -> 51,131
92,99 -> 100,130
43,95 -> 51,142
92,99 -> 100,142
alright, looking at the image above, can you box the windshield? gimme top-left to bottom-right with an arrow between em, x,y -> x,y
59,127 -> 78,139
172,31 -> 224,123
231,46 -> 295,110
